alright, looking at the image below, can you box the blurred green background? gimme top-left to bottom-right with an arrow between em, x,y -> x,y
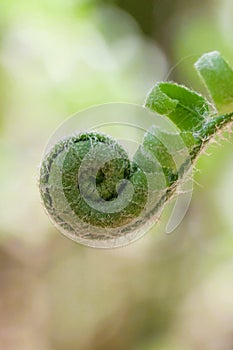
0,0 -> 233,349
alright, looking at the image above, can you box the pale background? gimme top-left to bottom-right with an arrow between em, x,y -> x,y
0,0 -> 233,349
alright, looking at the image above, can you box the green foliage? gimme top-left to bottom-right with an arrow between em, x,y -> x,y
145,51 -> 233,155
195,51 -> 233,114
145,82 -> 209,131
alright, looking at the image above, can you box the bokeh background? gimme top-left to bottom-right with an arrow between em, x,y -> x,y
0,0 -> 233,349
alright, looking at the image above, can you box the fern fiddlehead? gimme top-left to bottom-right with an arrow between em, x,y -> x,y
39,51 -> 233,247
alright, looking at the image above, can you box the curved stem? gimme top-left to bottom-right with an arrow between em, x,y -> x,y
199,112 -> 233,140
